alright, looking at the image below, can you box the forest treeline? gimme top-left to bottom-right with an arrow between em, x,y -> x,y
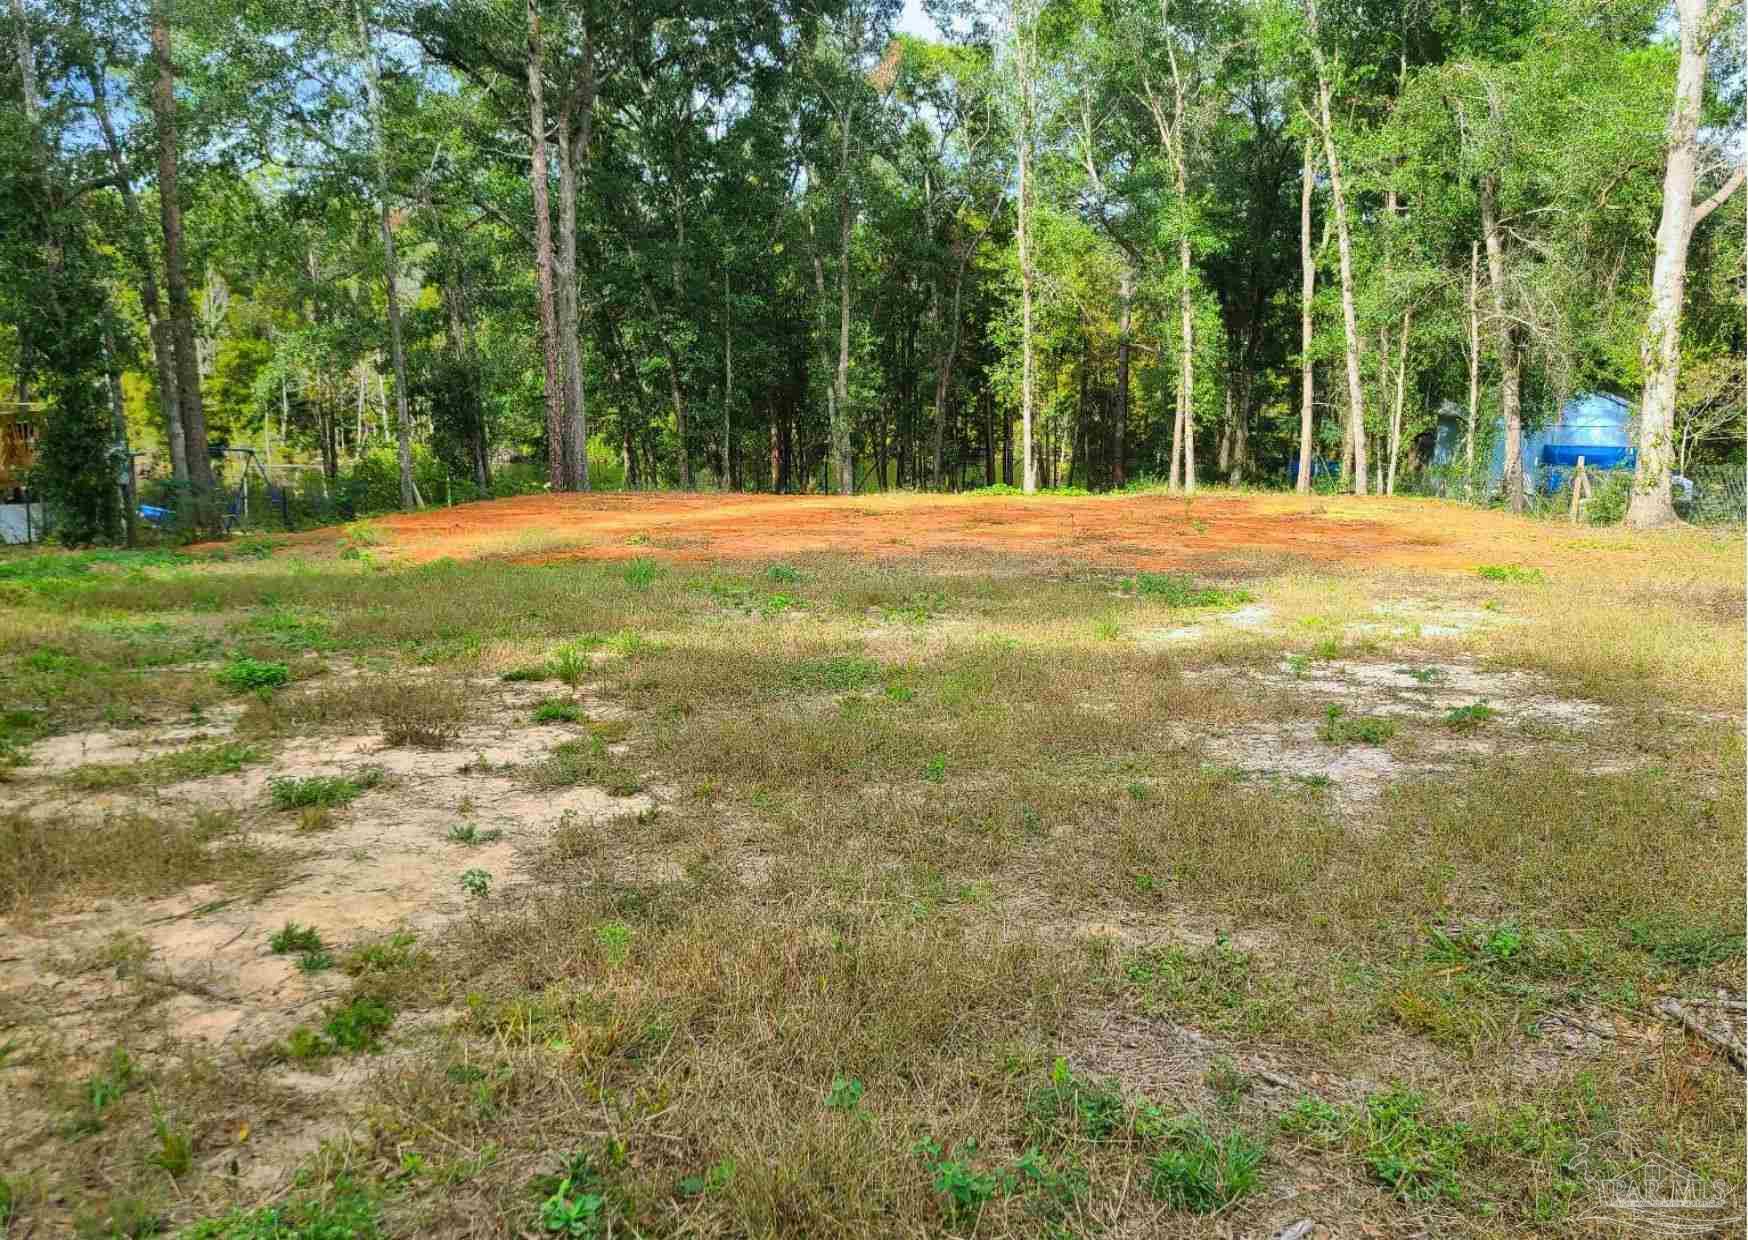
3,0 -> 1744,542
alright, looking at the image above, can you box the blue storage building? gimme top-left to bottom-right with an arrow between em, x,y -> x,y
1434,391 -> 1636,494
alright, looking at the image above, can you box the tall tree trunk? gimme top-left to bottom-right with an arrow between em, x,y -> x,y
1387,309 -> 1411,494
833,118 -> 854,495
1466,240 -> 1479,494
1479,174 -> 1524,512
85,59 -> 186,483
1114,263 -> 1132,489
1014,13 -> 1037,494
1297,139 -> 1316,494
1308,2 -> 1366,496
524,0 -> 565,492
555,37 -> 593,492
354,0 -> 415,510
721,267 -> 732,489
442,263 -> 489,490
1176,245 -> 1196,494
1626,0 -> 1743,527
150,0 -> 214,524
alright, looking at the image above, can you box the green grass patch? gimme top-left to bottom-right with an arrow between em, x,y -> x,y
267,769 -> 383,810
1124,572 -> 1253,608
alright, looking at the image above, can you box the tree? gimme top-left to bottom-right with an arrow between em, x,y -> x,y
1625,0 -> 1744,527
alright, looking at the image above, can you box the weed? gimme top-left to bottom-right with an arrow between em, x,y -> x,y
676,1159 -> 736,1198
789,653 -> 882,691
1279,1095 -> 1346,1145
1623,919 -> 1746,969
67,1047 -> 137,1136
1094,616 -> 1122,641
1147,1117 -> 1266,1213
594,921 -> 632,965
922,753 -> 947,783
1125,572 -> 1253,608
150,1111 -> 193,1177
460,868 -> 492,897
502,664 -> 550,682
268,768 -> 382,810
183,1178 -> 380,1238
344,931 -> 420,976
1318,704 -> 1396,745
1477,564 -> 1545,584
538,1177 -> 606,1236
825,1076 -> 866,1111
527,735 -> 640,796
914,1138 -> 1001,1224
447,823 -> 503,846
1026,1057 -> 1126,1143
1397,665 -> 1445,684
268,922 -> 324,955
1353,1089 -> 1469,1202
297,950 -> 335,974
1205,1056 -> 1254,1110
216,656 -> 290,692
1444,701 -> 1495,731
551,640 -> 600,686
62,741 -> 265,791
296,806 -> 334,833
767,563 -> 804,583
323,996 -> 395,1053
622,558 -> 661,589
532,699 -> 581,724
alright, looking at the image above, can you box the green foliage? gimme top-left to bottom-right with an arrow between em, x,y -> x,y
1026,1057 -> 1126,1143
622,558 -> 661,589
1443,701 -> 1495,730
1147,1119 -> 1267,1213
1124,573 -> 1253,608
268,922 -> 324,954
268,769 -> 382,810
460,868 -> 492,897
1353,1089 -> 1469,1202
532,699 -> 581,723
1318,705 -> 1396,745
216,657 -> 291,691
447,823 -> 502,845
1476,564 -> 1545,584
182,1178 -> 380,1238
824,1076 -> 865,1111
789,654 -> 882,691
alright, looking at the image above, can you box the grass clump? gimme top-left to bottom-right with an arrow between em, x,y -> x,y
281,997 -> 396,1061
1147,1117 -> 1267,1213
216,656 -> 290,692
623,558 -> 662,589
268,768 -> 382,810
183,1178 -> 380,1238
0,808 -> 267,916
526,735 -> 640,796
532,699 -> 582,724
789,654 -> 882,692
268,922 -> 323,955
1476,563 -> 1545,584
1026,1057 -> 1126,1143
1125,572 -> 1253,608
1443,701 -> 1495,730
447,823 -> 503,845
1318,704 -> 1396,745
62,741 -> 265,790
376,678 -> 468,748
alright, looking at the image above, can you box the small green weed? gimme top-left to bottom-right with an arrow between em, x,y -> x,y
594,921 -> 632,964
216,657 -> 290,692
1353,1088 -> 1468,1202
1147,1117 -> 1266,1213
447,823 -> 503,846
1125,572 -> 1253,608
539,1177 -> 606,1236
767,563 -> 803,583
268,922 -> 324,955
344,931 -> 420,976
1476,564 -> 1544,584
150,1111 -> 193,1177
296,950 -> 334,974
533,699 -> 582,724
324,996 -> 394,1053
460,868 -> 492,897
501,664 -> 550,682
1318,705 -> 1395,745
623,558 -> 661,589
790,654 -> 882,691
914,1138 -> 1001,1225
1026,1057 -> 1126,1143
268,769 -> 382,810
1444,701 -> 1495,731
922,753 -> 947,783
825,1076 -> 865,1111
182,1178 -> 380,1238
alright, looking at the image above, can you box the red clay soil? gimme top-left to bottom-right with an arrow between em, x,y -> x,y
286,490 -> 1617,575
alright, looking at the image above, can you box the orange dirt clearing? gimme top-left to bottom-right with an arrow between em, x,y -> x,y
272,490 -> 1669,576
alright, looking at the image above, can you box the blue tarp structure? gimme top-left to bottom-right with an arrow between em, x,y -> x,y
1435,392 -> 1636,494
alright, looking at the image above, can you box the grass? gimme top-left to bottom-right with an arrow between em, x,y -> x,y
62,741 -> 265,790
1123,571 -> 1253,608
532,698 -> 582,723
216,656 -> 291,692
0,496 -> 1741,1238
268,768 -> 383,810
1317,704 -> 1397,745
0,807 -> 272,916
